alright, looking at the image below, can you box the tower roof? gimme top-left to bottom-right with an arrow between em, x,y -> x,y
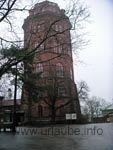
29,1 -> 65,16
34,1 -> 58,8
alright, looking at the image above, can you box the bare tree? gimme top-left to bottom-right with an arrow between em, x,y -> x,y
0,0 -> 90,78
0,1 -> 90,124
77,80 -> 89,102
81,96 -> 109,122
38,66 -> 76,123
77,80 -> 109,122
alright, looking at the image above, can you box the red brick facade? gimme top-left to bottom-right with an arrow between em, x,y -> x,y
22,1 -> 80,122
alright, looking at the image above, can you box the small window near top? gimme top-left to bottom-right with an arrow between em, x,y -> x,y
35,42 -> 39,51
37,25 -> 41,32
59,25 -> 63,32
55,24 -> 58,31
58,86 -> 66,97
57,46 -> 62,53
40,43 -> 44,50
35,42 -> 44,51
56,63 -> 64,77
55,24 -> 63,32
36,63 -> 43,77
41,7 -> 46,12
33,25 -> 37,33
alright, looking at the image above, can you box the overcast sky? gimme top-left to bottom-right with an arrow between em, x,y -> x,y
74,0 -> 113,102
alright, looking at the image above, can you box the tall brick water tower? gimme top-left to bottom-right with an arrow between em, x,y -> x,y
22,1 -> 81,123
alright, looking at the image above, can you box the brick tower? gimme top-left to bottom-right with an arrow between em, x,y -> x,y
22,1 -> 81,123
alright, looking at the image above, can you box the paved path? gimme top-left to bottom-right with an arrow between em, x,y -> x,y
0,123 -> 113,150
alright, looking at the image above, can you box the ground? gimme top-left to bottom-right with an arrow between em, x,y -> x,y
0,123 -> 113,150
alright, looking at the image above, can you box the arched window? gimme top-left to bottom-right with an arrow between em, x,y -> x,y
59,25 -> 63,32
57,45 -> 62,53
36,63 -> 43,73
35,42 -> 44,51
55,24 -> 59,31
37,25 -> 41,32
33,25 -> 37,33
35,42 -> 39,51
56,63 -> 64,77
58,86 -> 65,97
55,24 -> 63,32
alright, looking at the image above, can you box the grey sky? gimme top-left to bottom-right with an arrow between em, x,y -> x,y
75,0 -> 113,102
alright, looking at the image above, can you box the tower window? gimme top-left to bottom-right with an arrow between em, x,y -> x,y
33,25 -> 37,33
35,42 -> 44,51
58,86 -> 66,97
36,63 -> 43,74
53,41 -> 63,53
59,25 -> 63,32
57,46 -> 62,53
40,43 -> 44,50
41,7 -> 46,12
55,24 -> 63,32
35,42 -> 39,51
37,25 -> 41,32
33,24 -> 44,33
53,41 -> 57,53
55,24 -> 59,32
56,63 -> 64,77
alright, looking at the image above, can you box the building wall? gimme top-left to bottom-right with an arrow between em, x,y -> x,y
22,1 -> 80,122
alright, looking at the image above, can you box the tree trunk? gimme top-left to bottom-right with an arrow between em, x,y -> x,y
51,106 -> 56,124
